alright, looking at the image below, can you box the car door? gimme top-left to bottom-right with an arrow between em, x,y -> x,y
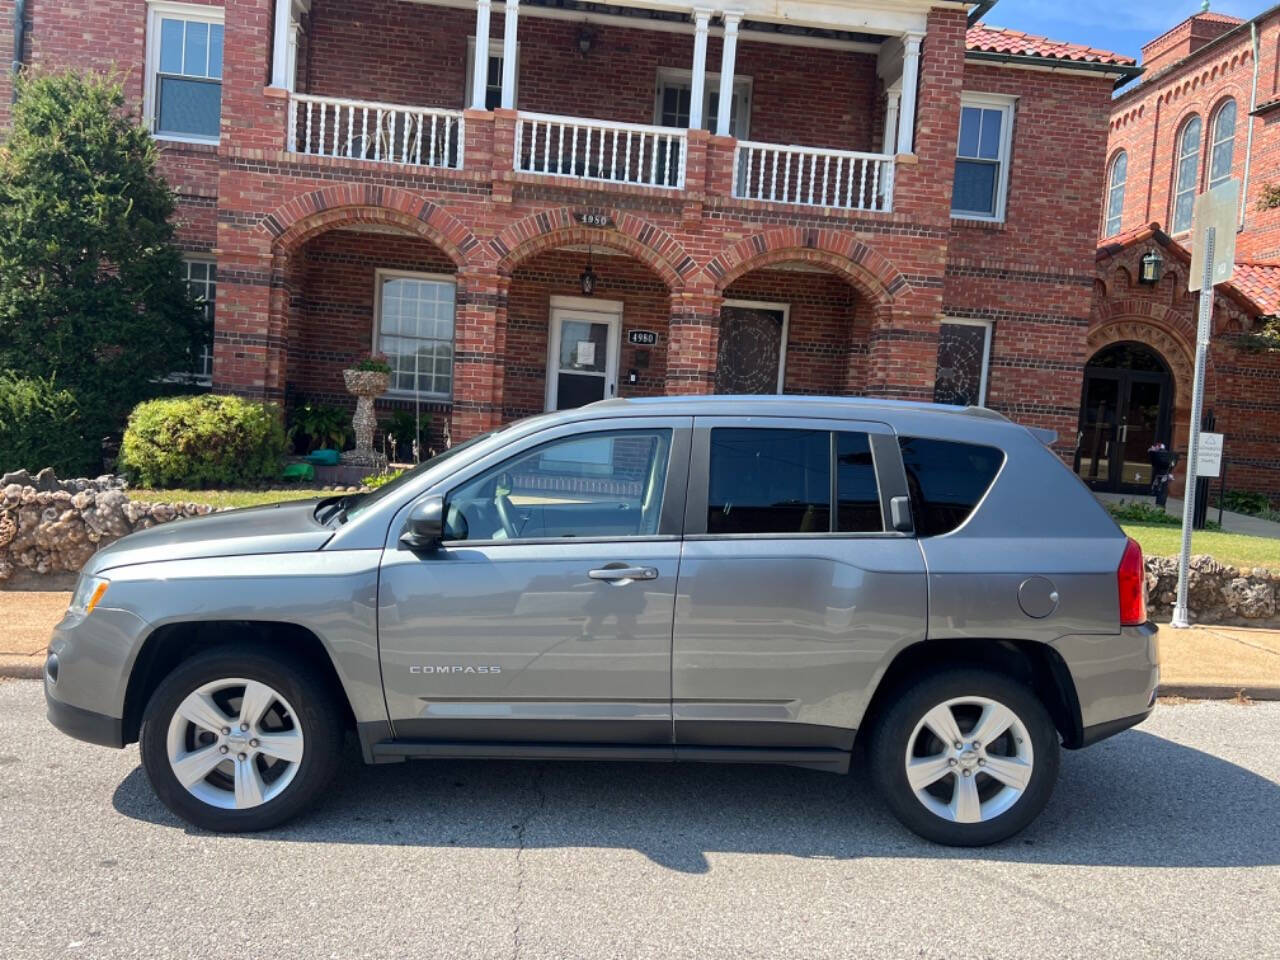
672,416 -> 927,751
378,416 -> 691,744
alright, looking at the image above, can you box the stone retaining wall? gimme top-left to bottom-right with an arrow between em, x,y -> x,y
3,472 -> 1279,626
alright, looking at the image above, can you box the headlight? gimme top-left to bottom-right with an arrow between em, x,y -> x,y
68,576 -> 110,616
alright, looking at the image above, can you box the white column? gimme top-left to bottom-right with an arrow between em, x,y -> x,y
270,0 -> 291,89
715,11 -> 742,137
500,0 -> 519,110
688,8 -> 711,130
882,83 -> 901,154
896,32 -> 923,155
471,0 -> 493,110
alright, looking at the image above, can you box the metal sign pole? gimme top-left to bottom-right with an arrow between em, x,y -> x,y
1171,227 -> 1215,628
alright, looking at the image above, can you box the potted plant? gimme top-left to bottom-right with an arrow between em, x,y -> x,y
341,355 -> 392,466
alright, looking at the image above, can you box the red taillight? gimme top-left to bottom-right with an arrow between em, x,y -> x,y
1117,537 -> 1147,627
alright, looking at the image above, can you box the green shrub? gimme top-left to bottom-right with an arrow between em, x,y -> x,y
362,468 -> 405,490
1218,490 -> 1273,516
1106,500 -> 1181,526
119,394 -> 286,488
0,373 -> 96,475
288,400 -> 349,453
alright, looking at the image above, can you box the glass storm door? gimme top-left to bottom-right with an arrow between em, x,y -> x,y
1076,374 -> 1120,488
546,307 -> 620,411
1075,369 -> 1171,493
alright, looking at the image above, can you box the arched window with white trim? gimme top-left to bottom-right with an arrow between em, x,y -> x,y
1105,150 -> 1127,237
1171,115 -> 1202,233
1209,99 -> 1237,190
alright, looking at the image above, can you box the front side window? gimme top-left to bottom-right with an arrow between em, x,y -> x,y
1105,150 -> 1127,237
952,95 -> 1014,220
707,428 -> 883,535
1209,100 -> 1237,191
445,430 -> 672,541
148,6 -> 224,141
899,437 -> 1004,537
1172,116 -> 1203,233
376,272 -> 455,397
933,320 -> 993,407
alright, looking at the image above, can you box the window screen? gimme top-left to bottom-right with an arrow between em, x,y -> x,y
154,16 -> 224,139
708,428 -> 830,534
898,437 -> 1004,537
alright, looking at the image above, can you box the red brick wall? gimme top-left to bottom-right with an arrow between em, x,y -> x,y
303,0 -> 879,151
505,250 -> 671,419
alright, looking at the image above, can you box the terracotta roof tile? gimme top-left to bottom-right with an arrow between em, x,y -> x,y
966,23 -> 1136,68
1230,262 -> 1280,316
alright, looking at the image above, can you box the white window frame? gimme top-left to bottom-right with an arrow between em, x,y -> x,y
936,317 -> 993,407
654,66 -> 752,138
951,92 -> 1017,223
723,298 -> 790,394
372,268 -> 458,400
1171,114 -> 1203,234
545,295 -> 623,411
144,0 -> 226,145
1105,150 -> 1127,238
1209,99 -> 1237,191
465,37 -> 518,110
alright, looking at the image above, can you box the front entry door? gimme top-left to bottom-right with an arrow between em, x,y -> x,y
1075,368 -> 1171,493
546,302 -> 621,410
377,418 -> 692,744
716,301 -> 788,394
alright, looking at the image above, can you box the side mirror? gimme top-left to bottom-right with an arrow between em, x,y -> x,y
401,496 -> 444,550
889,495 -> 914,534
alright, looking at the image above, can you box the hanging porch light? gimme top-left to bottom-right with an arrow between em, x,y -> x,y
1139,248 -> 1165,285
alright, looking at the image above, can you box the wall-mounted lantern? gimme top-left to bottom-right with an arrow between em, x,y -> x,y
1139,249 -> 1165,285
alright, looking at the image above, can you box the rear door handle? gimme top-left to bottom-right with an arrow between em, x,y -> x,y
588,566 -> 658,582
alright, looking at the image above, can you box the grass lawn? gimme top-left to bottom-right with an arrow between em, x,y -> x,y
1120,521 -> 1280,569
130,488 -> 333,509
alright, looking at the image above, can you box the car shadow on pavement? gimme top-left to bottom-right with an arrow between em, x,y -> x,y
112,729 -> 1280,873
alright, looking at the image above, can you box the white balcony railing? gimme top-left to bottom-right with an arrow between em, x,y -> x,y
515,112 -> 687,190
732,142 -> 894,212
288,94 -> 465,169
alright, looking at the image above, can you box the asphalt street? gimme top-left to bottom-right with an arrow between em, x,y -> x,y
2,679 -> 1277,960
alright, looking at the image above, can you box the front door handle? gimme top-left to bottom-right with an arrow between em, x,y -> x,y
588,565 -> 658,583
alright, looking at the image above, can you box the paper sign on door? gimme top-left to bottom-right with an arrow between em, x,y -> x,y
576,341 -> 596,366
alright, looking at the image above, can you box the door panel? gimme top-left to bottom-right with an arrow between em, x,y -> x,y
715,306 -> 785,394
1118,377 -> 1166,488
379,541 -> 680,742
1076,373 -> 1119,488
548,310 -> 619,410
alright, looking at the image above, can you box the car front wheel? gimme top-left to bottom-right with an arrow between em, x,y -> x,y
868,667 -> 1060,846
139,645 -> 344,832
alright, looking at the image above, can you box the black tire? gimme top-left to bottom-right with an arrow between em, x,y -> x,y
868,667 -> 1060,846
139,644 -> 344,832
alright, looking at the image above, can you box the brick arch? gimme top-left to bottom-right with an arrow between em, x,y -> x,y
491,209 -> 692,291
262,187 -> 478,266
701,230 -> 908,305
1086,313 -> 1195,416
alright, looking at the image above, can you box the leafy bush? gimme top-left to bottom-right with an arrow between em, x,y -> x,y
1218,490 -> 1273,516
362,469 -> 405,489
349,354 -> 392,373
288,401 -> 349,453
1106,500 -> 1182,526
0,373 -> 97,475
0,71 -> 206,446
118,395 -> 287,488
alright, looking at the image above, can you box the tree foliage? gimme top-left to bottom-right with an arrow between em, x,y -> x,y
0,373 -> 96,475
0,70 -> 207,447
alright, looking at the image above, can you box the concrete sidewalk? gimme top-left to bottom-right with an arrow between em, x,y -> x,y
3,590 -> 1279,698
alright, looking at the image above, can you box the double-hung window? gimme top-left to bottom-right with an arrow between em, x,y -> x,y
375,271 -> 456,398
465,38 -> 517,109
952,93 -> 1016,221
146,3 -> 225,142
654,68 -> 751,137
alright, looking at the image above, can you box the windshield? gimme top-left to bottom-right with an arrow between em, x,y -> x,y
341,427 -> 508,521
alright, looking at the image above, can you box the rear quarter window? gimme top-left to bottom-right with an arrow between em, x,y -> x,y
898,436 -> 1004,537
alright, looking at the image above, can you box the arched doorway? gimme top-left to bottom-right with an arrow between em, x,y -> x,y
1075,342 -> 1174,493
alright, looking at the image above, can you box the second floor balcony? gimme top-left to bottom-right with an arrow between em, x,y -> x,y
266,0 -> 927,215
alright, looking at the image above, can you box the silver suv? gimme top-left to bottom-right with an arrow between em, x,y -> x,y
45,397 -> 1157,845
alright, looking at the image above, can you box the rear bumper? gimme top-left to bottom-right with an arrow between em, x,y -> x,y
1054,621 -> 1159,746
46,684 -> 125,748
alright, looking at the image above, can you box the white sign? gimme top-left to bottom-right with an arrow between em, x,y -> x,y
575,341 -> 596,367
1196,431 -> 1224,478
1188,178 -> 1239,291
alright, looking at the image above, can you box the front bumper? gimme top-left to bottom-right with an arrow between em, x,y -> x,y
46,686 -> 125,748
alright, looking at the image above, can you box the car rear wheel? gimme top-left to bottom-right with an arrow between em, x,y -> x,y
868,667 -> 1060,846
139,645 -> 344,832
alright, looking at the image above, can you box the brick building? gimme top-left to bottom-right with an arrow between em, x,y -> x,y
5,0 -> 1138,466
1096,5 -> 1280,500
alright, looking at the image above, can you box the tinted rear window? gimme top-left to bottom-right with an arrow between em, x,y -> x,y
898,437 -> 1004,537
708,428 -> 831,534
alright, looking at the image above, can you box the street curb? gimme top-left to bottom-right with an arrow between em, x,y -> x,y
1158,682 -> 1280,701
0,656 -> 44,680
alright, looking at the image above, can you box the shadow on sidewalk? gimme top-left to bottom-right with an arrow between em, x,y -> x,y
112,728 -> 1280,873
